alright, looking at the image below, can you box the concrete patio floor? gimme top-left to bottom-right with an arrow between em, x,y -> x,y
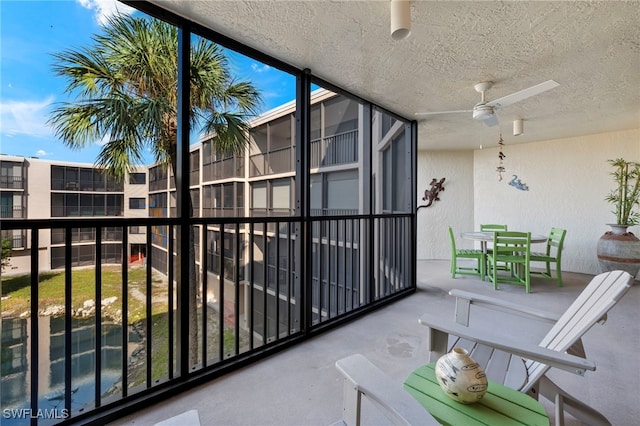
111,260 -> 639,426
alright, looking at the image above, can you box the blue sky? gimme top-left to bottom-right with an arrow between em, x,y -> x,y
0,0 -> 296,165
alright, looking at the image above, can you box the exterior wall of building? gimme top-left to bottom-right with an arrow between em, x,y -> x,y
1,156 -> 30,273
416,127 -> 640,276
0,157 -> 148,274
124,169 -> 149,263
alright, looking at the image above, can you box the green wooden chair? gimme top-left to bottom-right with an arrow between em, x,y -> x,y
530,228 -> 567,286
448,226 -> 485,279
487,231 -> 532,293
480,224 -> 509,271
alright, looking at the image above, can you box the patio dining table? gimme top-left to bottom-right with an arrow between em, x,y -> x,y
461,231 -> 547,279
461,231 -> 547,254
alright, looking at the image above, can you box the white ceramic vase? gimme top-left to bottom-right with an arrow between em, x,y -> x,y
434,347 -> 488,404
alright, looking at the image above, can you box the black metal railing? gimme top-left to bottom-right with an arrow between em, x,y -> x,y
0,212 -> 413,425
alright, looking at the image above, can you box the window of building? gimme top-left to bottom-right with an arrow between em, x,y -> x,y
50,165 -> 122,192
0,192 -> 23,218
271,179 -> 291,214
326,171 -> 358,212
269,115 -> 293,151
94,194 -> 106,216
0,161 -> 24,189
93,170 -> 106,191
51,193 -> 123,217
129,172 -> 146,185
190,189 -> 200,216
50,243 -> 122,269
149,192 -> 167,217
252,182 -> 267,214
130,226 -> 146,234
106,194 -> 123,216
129,197 -> 146,209
79,169 -> 93,191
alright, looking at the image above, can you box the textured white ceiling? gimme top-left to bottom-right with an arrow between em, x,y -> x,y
149,0 -> 640,150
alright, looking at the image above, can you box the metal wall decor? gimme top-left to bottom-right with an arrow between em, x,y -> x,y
496,134 -> 506,181
419,177 -> 446,209
509,174 -> 529,191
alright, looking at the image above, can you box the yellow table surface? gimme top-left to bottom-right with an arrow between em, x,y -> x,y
404,363 -> 549,426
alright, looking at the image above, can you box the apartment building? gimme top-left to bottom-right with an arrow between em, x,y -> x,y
144,88 -> 411,339
2,88 -> 409,323
0,156 -> 148,274
1,87 -> 410,352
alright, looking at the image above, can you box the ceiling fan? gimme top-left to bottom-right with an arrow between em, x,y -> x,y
415,80 -> 560,127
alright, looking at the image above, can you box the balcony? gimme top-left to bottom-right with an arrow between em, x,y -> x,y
249,147 -> 294,177
0,175 -> 24,189
0,212 -> 413,425
310,129 -> 358,169
108,260 -> 640,426
0,205 -> 25,219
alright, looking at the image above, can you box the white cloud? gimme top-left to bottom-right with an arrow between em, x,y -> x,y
36,149 -> 50,157
96,134 -> 111,146
251,63 -> 271,73
77,0 -> 135,25
0,97 -> 55,139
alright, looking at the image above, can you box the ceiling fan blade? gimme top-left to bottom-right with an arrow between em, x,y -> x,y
482,115 -> 499,127
415,109 -> 471,116
488,80 -> 560,109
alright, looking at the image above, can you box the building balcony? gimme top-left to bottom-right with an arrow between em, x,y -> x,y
0,175 -> 24,189
109,260 -> 640,426
0,205 -> 25,218
310,129 -> 358,169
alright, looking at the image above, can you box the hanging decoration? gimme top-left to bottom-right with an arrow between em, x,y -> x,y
496,134 -> 506,181
509,174 -> 529,191
418,177 -> 446,210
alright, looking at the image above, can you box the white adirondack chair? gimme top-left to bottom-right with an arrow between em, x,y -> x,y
418,270 -> 634,426
333,354 -> 440,426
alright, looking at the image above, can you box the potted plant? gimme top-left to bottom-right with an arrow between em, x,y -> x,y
605,158 -> 640,229
597,158 -> 640,278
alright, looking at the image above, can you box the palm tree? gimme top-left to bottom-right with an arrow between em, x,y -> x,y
49,14 -> 261,367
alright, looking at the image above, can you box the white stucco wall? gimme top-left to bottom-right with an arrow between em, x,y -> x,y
416,150 -> 475,260
417,128 -> 640,275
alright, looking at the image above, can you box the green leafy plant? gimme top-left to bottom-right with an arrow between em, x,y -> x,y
605,158 -> 640,225
1,239 -> 11,272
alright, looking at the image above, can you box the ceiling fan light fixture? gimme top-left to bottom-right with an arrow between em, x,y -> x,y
390,0 -> 411,40
472,104 -> 494,121
513,118 -> 524,136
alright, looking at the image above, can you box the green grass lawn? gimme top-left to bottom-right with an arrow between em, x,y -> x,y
1,266 -> 168,321
2,267 -> 247,388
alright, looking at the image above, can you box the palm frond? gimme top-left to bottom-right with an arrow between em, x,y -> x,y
202,112 -> 253,155
95,137 -> 145,180
49,13 -> 261,176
